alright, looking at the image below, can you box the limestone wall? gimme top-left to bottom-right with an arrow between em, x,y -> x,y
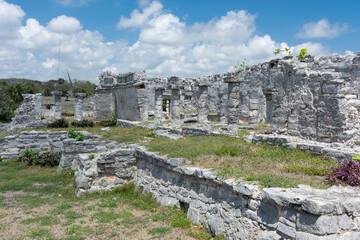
57,138 -> 122,173
95,53 -> 360,144
0,131 -> 67,160
67,141 -> 360,239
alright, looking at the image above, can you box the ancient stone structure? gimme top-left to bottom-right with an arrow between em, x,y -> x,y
74,93 -> 86,120
95,71 -> 146,120
225,76 -> 243,131
154,87 -> 165,122
52,91 -> 62,119
1,129 -> 359,239
54,136 -> 360,240
196,82 -> 210,124
0,131 -> 67,160
95,53 -> 360,145
0,93 -> 50,132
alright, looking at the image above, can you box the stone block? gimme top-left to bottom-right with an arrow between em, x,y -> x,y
296,212 -> 337,235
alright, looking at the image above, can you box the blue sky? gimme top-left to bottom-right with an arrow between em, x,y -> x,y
0,0 -> 359,82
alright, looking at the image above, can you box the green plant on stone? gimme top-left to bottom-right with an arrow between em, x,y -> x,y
111,110 -> 117,126
298,48 -> 308,60
68,129 -> 85,141
88,154 -> 95,159
352,155 -> 360,163
274,48 -> 291,56
146,131 -> 155,138
234,58 -> 246,71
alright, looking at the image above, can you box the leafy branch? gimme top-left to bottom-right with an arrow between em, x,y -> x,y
234,58 -> 246,71
274,48 -> 291,56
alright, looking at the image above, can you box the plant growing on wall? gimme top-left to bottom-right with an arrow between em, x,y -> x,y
273,48 -> 291,56
234,58 -> 246,71
298,48 -> 308,60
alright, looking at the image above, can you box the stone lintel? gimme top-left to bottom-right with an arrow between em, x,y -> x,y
197,82 -> 211,87
154,86 -> 165,91
51,91 -> 62,96
171,85 -> 184,90
133,81 -> 146,87
224,76 -> 244,83
74,93 -> 86,98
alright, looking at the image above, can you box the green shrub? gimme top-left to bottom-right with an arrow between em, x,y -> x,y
17,149 -> 61,167
68,129 -> 85,141
70,120 -> 94,128
298,48 -> 308,60
0,157 -> 3,162
48,119 -> 69,128
146,131 -> 155,138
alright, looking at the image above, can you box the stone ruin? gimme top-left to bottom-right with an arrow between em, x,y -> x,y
0,90 -> 95,132
95,53 -> 360,147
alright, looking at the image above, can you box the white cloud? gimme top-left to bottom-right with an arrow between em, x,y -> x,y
117,1 -> 163,29
47,15 -> 82,33
296,18 -> 348,39
56,0 -> 91,7
0,0 -> 25,38
113,2 -> 328,77
0,0 -> 331,82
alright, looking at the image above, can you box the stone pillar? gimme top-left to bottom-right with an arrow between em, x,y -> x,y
184,92 -> 193,118
34,93 -> 42,120
249,91 -> 259,125
74,93 -> 86,120
225,77 -> 243,131
219,91 -> 228,124
154,87 -> 165,122
52,91 -> 62,119
171,86 -> 182,123
196,82 -> 210,124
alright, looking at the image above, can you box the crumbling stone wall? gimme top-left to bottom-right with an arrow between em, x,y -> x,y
3,130 -> 359,239
69,142 -> 360,240
95,53 -> 360,144
0,130 -> 67,160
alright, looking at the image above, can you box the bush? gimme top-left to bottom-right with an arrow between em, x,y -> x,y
325,160 -> 360,186
17,149 -> 61,167
68,129 -> 85,141
48,119 -> 69,128
70,119 -> 94,128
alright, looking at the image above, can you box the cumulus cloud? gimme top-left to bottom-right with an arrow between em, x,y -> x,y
0,0 -> 123,81
47,15 -> 82,33
113,1 -> 328,77
0,0 -> 332,82
296,18 -> 348,39
117,1 -> 163,29
0,0 -> 25,38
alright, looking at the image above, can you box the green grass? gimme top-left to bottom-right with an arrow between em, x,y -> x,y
21,216 -> 60,226
145,136 -> 336,189
30,126 -> 151,144
0,160 -> 209,239
148,227 -> 172,235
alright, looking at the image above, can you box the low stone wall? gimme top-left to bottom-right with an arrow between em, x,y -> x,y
0,131 -> 67,160
57,138 -> 122,173
68,141 -> 360,239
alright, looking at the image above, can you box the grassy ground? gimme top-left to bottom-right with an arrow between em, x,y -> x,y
145,136 -> 336,189
1,125 -> 337,189
0,160 -> 221,240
